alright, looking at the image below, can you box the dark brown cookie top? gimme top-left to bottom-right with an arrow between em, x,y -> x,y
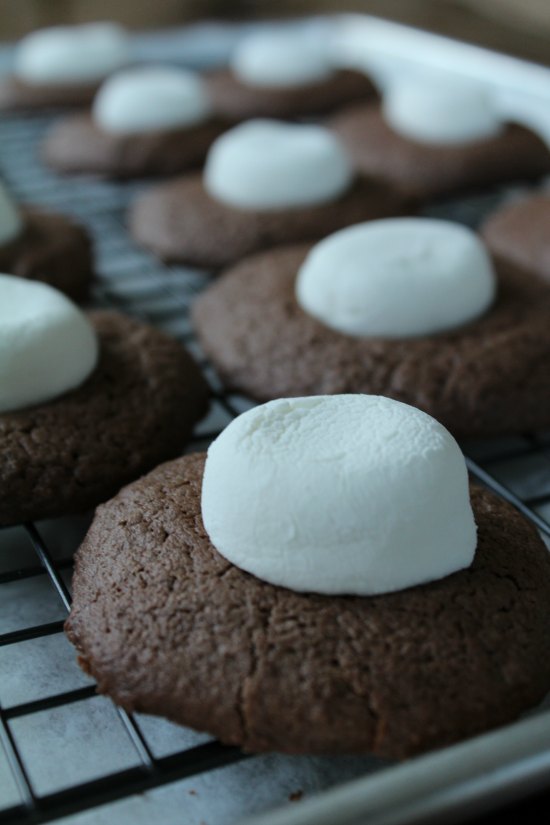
328,104 -> 550,201
0,75 -> 98,111
0,209 -> 94,302
0,311 -> 208,526
42,113 -> 228,179
204,68 -> 377,122
481,194 -> 550,284
129,175 -> 410,269
66,452 -> 550,760
192,245 -> 550,438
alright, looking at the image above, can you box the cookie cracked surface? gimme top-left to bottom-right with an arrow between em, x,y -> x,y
66,452 -> 550,760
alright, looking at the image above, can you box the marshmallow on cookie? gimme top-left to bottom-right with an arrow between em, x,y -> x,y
0,275 -> 98,414
296,217 -> 496,337
204,119 -> 353,210
93,67 -> 213,135
14,23 -> 130,87
202,395 -> 476,595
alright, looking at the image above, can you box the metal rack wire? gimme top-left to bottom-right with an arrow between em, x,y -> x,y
1,106 -> 550,825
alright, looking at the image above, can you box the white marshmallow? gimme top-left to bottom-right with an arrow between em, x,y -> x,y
0,275 -> 98,414
201,395 -> 476,596
204,120 -> 353,210
93,67 -> 212,134
383,77 -> 503,145
296,218 -> 496,338
232,31 -> 333,88
14,23 -> 130,87
0,183 -> 23,246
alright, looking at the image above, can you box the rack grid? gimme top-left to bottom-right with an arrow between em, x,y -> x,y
1,103 -> 550,825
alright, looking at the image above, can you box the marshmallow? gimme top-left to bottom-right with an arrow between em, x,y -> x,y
14,23 -> 130,86
0,183 -> 23,246
383,77 -> 503,145
201,395 -> 476,596
93,67 -> 212,134
0,275 -> 98,414
204,120 -> 353,210
232,31 -> 333,88
296,218 -> 496,338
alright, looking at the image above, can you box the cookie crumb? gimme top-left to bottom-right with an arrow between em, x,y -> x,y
188,789 -> 197,796
289,790 -> 303,802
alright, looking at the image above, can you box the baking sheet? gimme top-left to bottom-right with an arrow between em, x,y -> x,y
1,16 -> 550,825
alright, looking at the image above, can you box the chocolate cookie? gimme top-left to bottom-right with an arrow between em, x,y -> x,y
0,76 -> 98,111
205,68 -> 377,122
192,245 -> 550,438
129,176 -> 410,269
66,452 -> 550,760
328,105 -> 550,201
481,194 -> 550,284
0,209 -> 94,302
0,311 -> 208,526
42,113 -> 228,178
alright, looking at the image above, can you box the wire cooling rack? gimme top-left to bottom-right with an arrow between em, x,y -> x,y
2,100 -> 550,825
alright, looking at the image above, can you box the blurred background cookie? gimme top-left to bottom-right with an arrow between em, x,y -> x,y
129,119 -> 410,267
204,29 -> 377,121
193,218 -> 550,437
43,66 -> 229,178
0,275 -> 209,526
481,193 -> 550,283
0,22 -> 130,110
0,182 -> 94,301
328,76 -> 550,202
